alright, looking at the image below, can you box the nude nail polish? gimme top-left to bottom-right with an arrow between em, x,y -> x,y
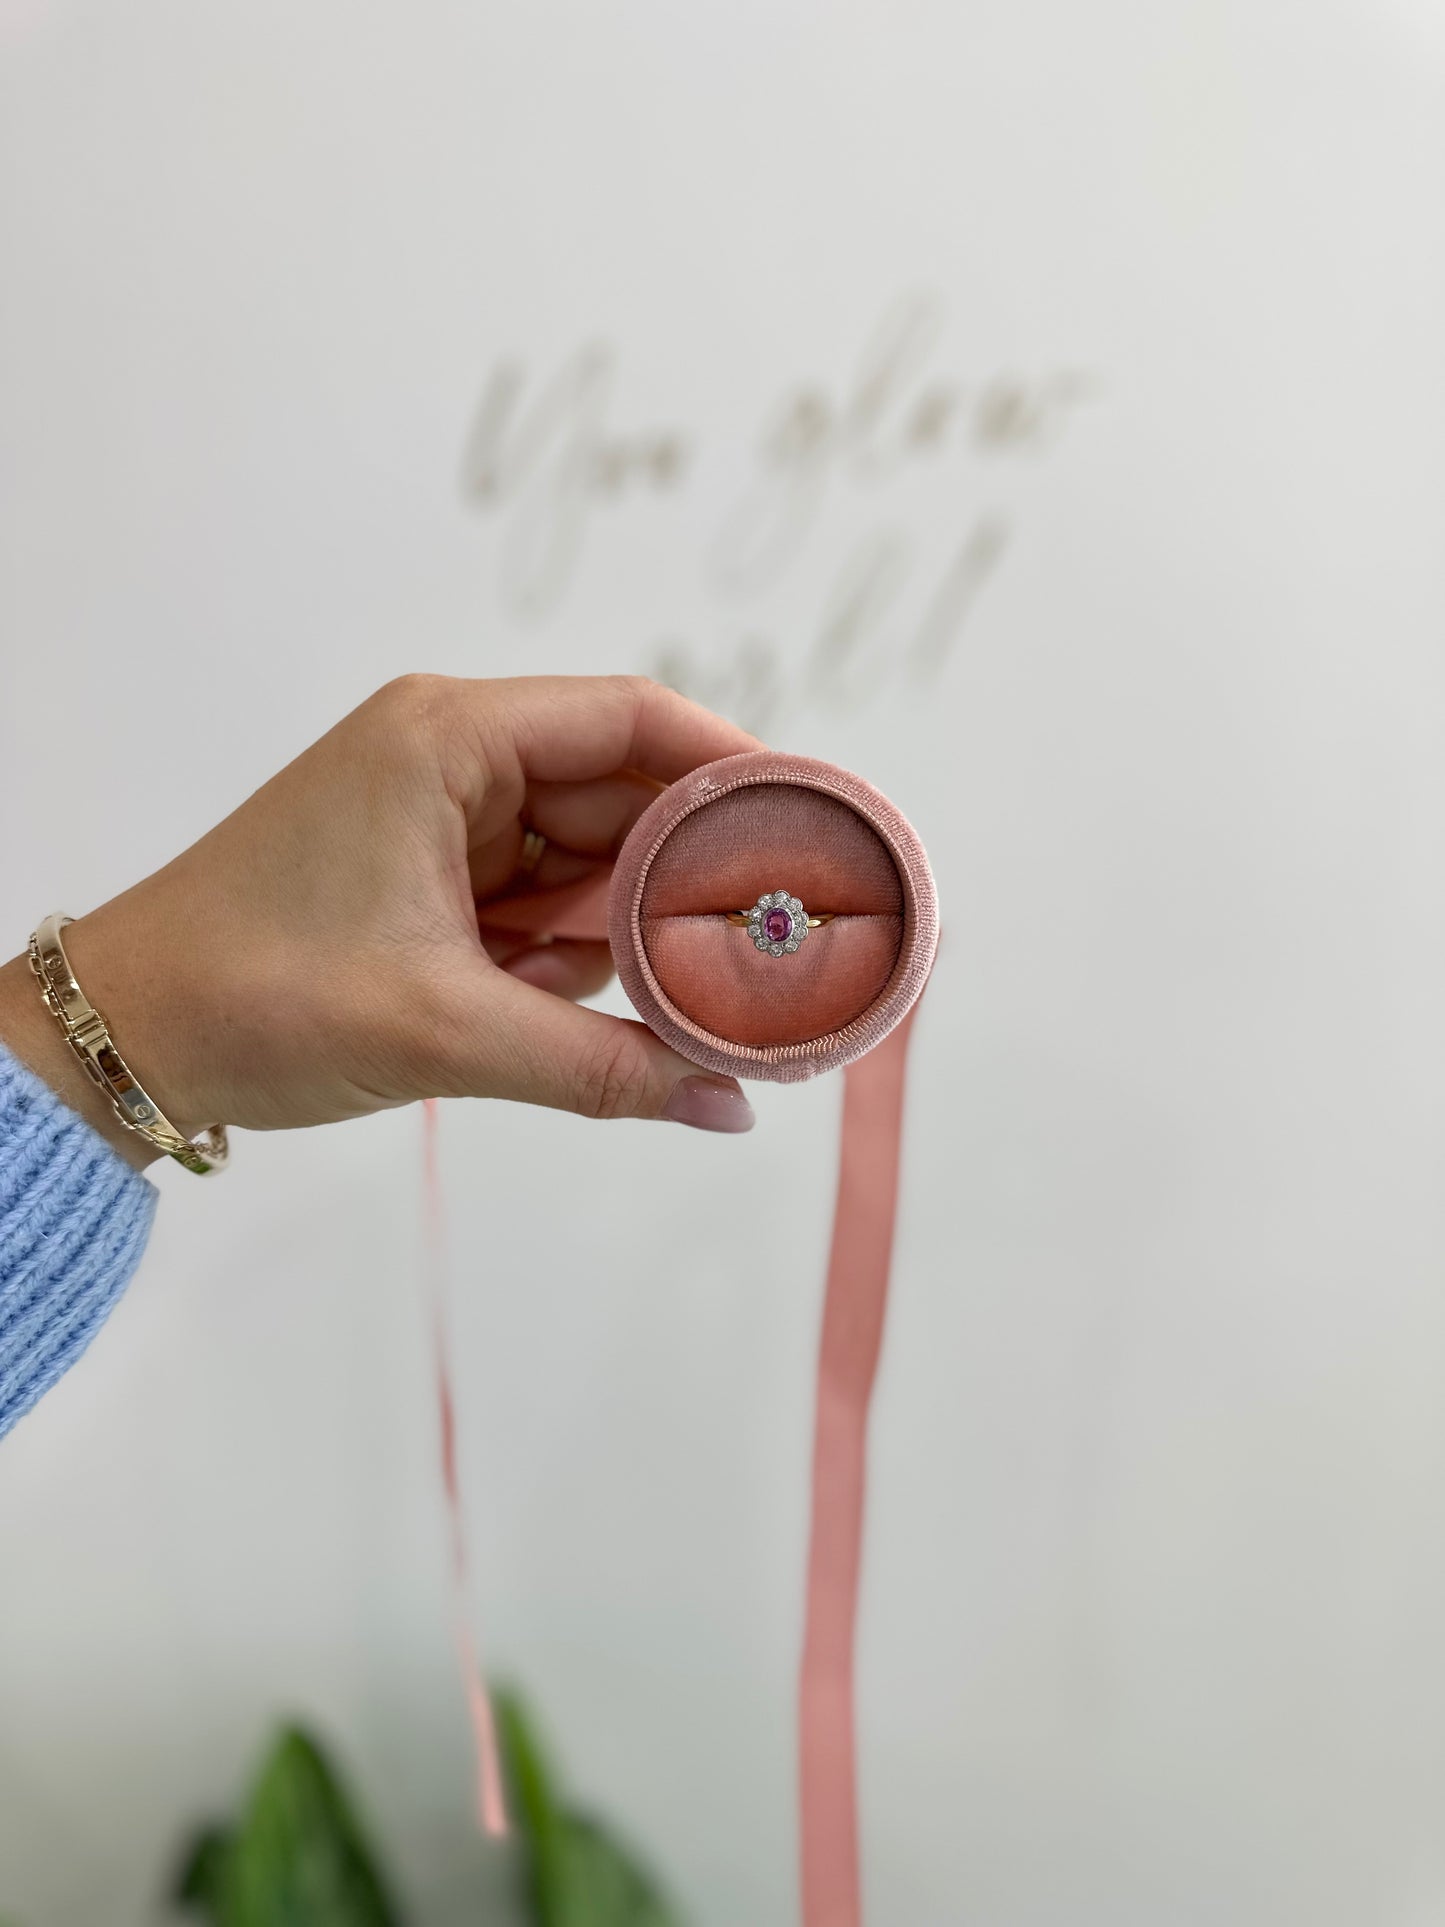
662,1076 -> 756,1133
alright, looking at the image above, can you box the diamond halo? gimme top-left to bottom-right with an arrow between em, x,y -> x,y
746,889 -> 809,958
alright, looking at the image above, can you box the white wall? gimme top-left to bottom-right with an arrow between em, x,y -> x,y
2,2 -> 1443,1921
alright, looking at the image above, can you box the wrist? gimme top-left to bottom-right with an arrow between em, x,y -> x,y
0,949 -> 160,1173
63,893 -> 213,1133
0,883 -> 223,1173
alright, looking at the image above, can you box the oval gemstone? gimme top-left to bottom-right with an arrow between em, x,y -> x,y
763,908 -> 794,944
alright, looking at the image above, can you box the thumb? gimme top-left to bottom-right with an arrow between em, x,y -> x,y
454,966 -> 756,1132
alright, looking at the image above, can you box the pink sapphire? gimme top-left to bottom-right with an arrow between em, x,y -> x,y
763,907 -> 794,944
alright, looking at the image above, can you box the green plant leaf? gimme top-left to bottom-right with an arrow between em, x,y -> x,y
495,1687 -> 682,1927
494,1685 -> 567,1922
552,1813 -> 678,1927
174,1825 -> 234,1916
216,1727 -> 400,1927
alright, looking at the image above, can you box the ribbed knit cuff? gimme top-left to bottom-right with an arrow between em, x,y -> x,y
0,1039 -> 157,1440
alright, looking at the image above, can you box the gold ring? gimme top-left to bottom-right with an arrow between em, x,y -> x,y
516,828 -> 547,876
726,890 -> 834,956
723,911 -> 835,926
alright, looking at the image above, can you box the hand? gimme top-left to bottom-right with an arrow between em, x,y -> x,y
0,675 -> 762,1169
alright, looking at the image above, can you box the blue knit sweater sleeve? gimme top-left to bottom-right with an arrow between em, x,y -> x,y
0,1039 -> 157,1439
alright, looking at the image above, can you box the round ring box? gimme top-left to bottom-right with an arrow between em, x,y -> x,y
608,751 -> 938,1082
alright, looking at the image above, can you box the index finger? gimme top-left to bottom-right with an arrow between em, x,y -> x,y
475,675 -> 762,786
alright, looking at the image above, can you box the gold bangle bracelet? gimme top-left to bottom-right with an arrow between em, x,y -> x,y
27,914 -> 229,1176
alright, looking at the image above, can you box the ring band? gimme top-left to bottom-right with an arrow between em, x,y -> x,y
724,911 -> 835,926
516,828 -> 547,876
727,890 -> 834,957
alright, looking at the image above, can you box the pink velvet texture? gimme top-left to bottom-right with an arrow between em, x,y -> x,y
608,753 -> 938,1083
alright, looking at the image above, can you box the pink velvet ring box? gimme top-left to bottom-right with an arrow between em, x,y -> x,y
608,751 -> 938,1082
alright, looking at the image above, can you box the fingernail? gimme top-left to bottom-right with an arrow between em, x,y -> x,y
662,1075 -> 756,1133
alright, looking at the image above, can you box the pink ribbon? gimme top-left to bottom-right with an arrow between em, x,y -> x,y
422,1096 -> 509,1837
430,877 -> 923,1920
799,1005 -> 920,1927
419,879 -> 615,1840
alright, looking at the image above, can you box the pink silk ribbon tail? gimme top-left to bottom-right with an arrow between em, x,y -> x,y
422,1097 -> 508,1837
417,877 -> 609,1839
800,1002 -> 922,1927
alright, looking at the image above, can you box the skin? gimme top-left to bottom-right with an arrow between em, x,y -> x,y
0,674 -> 761,1172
